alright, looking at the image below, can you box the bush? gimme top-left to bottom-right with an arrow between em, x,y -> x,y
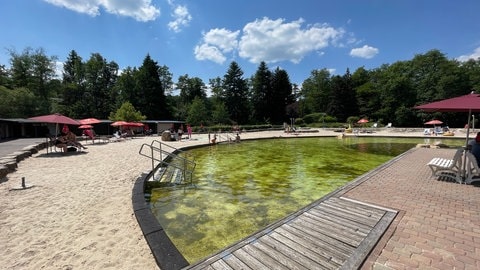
303,113 -> 324,124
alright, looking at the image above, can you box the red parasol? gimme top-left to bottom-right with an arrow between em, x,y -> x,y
126,122 -> 144,127
79,118 -> 101,125
29,113 -> 80,125
415,92 -> 480,144
424,119 -> 443,125
357,119 -> 369,124
111,121 -> 128,127
29,113 -> 80,136
415,92 -> 480,180
78,124 -> 93,129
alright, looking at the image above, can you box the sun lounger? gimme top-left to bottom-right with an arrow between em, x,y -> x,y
464,152 -> 480,184
427,148 -> 463,183
111,133 -> 126,142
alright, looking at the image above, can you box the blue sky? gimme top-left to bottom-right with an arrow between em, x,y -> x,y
1,0 -> 480,87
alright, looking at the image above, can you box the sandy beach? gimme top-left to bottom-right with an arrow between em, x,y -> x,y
0,129 -> 471,269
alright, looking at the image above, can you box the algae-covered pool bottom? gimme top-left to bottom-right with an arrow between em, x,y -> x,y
149,136 -> 463,263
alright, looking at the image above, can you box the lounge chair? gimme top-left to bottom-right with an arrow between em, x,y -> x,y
111,133 -> 126,142
464,152 -> 480,184
427,148 -> 463,183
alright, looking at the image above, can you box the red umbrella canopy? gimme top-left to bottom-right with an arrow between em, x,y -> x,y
414,92 -> 480,112
357,119 -> 369,124
79,118 -> 101,125
29,113 -> 80,125
125,122 -> 144,127
415,92 -> 480,179
111,121 -> 128,126
424,120 -> 443,125
78,124 -> 93,129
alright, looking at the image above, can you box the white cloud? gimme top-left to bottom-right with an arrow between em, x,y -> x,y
457,47 -> 480,62
194,28 -> 240,64
239,18 -> 344,64
168,5 -> 192,32
203,28 -> 239,52
43,0 -> 160,22
349,45 -> 379,59
194,44 -> 226,64
195,17 -> 345,65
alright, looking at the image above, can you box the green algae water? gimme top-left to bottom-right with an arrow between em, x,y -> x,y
149,136 -> 463,263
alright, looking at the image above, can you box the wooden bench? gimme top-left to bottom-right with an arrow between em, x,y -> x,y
427,148 -> 463,183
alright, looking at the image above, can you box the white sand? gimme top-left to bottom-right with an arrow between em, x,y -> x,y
0,129 -> 469,269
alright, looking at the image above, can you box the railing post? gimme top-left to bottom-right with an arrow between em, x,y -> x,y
150,146 -> 154,171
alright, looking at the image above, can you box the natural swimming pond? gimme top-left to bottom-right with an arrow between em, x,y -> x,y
149,136 -> 463,263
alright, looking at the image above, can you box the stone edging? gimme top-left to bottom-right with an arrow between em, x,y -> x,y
0,142 -> 48,180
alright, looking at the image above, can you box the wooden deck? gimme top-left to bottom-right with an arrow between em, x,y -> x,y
185,197 -> 397,270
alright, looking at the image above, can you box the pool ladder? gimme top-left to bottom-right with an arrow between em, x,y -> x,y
139,140 -> 196,185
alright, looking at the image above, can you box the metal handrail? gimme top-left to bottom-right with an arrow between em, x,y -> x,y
139,142 -> 196,185
216,133 -> 234,143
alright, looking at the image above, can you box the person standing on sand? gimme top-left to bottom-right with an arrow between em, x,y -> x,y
178,125 -> 184,141
187,124 -> 192,139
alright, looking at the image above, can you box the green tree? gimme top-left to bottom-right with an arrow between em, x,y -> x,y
300,69 -> 332,114
109,101 -> 146,122
135,54 -> 169,119
211,100 -> 230,124
375,62 -> 416,126
352,67 -> 379,119
60,50 -> 85,117
0,64 -> 11,88
9,47 -> 58,113
0,86 -> 37,118
177,74 -> 207,104
411,50 -> 468,103
223,61 -> 250,124
186,96 -> 209,126
113,66 -> 137,108
158,65 -> 174,95
328,69 -> 357,122
81,53 -> 118,119
250,61 -> 272,123
460,58 -> 480,92
271,67 -> 294,124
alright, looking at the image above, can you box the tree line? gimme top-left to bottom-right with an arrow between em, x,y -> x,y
1,47 -> 479,127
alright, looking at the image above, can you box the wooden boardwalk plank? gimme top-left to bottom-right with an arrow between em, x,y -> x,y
304,211 -> 370,236
296,213 -> 366,245
186,197 -> 397,270
326,197 -> 385,219
259,234 -> 326,269
313,203 -> 380,227
279,224 -> 349,264
269,231 -> 339,269
222,254 -> 251,269
241,243 -> 288,269
232,249 -> 268,269
308,208 -> 372,234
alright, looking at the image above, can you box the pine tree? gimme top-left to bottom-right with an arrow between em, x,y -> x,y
223,61 -> 250,124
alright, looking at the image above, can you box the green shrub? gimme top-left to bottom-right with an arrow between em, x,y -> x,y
303,113 -> 323,124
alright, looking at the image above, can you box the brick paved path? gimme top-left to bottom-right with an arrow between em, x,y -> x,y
345,147 -> 480,269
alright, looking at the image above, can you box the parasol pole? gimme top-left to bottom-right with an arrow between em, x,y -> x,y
462,109 -> 473,181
